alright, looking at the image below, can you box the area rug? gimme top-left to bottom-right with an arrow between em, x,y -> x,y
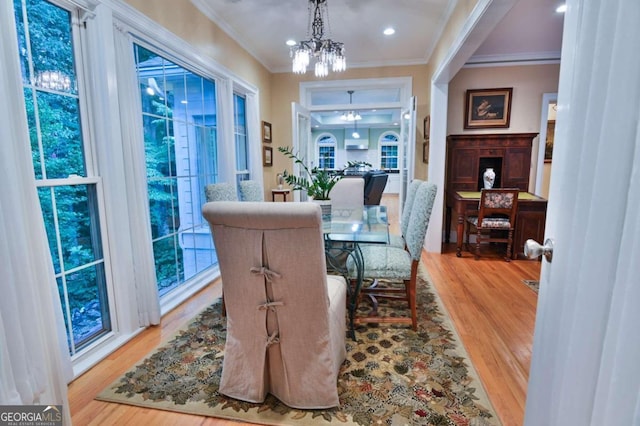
97,267 -> 500,425
522,279 -> 540,293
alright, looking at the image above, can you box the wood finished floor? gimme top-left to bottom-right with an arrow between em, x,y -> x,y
68,197 -> 540,426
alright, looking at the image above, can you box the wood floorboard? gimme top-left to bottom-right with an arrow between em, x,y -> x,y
69,195 -> 539,426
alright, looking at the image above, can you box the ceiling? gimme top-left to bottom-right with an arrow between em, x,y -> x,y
191,0 -> 564,128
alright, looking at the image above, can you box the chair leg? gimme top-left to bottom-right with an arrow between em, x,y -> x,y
475,231 -> 481,260
505,230 -> 513,262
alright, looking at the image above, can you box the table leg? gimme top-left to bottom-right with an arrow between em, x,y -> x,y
456,213 -> 464,257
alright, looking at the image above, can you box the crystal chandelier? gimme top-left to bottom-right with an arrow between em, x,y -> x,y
341,90 -> 361,121
290,0 -> 346,78
35,70 -> 72,92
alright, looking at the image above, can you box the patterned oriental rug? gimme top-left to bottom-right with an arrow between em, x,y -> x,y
97,267 -> 501,426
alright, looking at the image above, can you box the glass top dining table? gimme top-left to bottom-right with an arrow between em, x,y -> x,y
322,205 -> 389,339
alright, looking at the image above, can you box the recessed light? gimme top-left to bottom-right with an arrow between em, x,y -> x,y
556,4 -> 567,13
383,27 -> 395,36
286,39 -> 296,46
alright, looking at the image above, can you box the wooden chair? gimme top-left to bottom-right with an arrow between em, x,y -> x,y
201,201 -> 346,408
464,188 -> 519,261
348,181 -> 437,330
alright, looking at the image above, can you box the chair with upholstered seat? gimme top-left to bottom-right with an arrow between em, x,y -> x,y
348,181 -> 437,331
464,188 -> 519,261
330,177 -> 364,215
238,180 -> 263,201
205,182 -> 238,202
201,201 -> 347,409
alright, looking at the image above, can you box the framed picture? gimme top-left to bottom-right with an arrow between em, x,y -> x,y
464,88 -> 513,129
545,120 -> 556,161
262,121 -> 272,143
263,146 -> 273,167
423,115 -> 430,141
422,140 -> 429,164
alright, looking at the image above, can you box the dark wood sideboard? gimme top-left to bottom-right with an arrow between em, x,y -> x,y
444,133 -> 547,259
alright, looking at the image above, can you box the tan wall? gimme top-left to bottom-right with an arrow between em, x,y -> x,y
270,65 -> 430,189
447,64 -> 560,135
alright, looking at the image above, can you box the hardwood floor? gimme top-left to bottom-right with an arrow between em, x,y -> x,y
68,197 -> 540,426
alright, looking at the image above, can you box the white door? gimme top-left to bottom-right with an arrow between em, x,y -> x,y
524,0 -> 640,424
399,96 -> 417,216
291,102 -> 312,202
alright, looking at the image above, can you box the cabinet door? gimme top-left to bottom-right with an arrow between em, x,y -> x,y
449,148 -> 478,190
513,208 -> 547,259
504,147 -> 531,190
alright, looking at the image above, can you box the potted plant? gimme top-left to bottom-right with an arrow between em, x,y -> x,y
277,146 -> 341,213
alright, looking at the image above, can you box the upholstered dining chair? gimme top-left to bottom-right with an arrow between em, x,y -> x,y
201,201 -> 347,409
388,178 -> 423,248
464,188 -> 519,261
347,181 -> 437,331
204,182 -> 238,202
330,177 -> 364,213
238,179 -> 264,201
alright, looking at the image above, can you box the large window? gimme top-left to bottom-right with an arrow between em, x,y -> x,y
134,45 -> 218,297
379,132 -> 400,170
14,0 -> 111,354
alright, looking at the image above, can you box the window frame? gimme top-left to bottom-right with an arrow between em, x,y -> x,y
316,132 -> 337,170
378,131 -> 400,171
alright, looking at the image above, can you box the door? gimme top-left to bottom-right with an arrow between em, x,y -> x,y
524,0 -> 640,424
291,102 -> 312,202
399,96 -> 416,216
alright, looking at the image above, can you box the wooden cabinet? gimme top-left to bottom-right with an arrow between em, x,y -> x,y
446,133 -> 537,193
445,133 -> 547,259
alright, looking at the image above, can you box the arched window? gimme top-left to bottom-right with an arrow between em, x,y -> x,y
379,132 -> 400,170
316,133 -> 337,169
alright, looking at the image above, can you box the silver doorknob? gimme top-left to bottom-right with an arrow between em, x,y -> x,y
524,238 -> 554,262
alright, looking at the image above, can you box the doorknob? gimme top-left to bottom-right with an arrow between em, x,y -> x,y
524,238 -> 554,262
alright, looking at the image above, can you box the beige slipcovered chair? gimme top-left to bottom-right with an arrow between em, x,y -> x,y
330,177 -> 364,211
201,201 -> 347,408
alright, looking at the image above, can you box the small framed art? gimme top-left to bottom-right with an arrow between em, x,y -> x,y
464,88 -> 513,129
263,146 -> 273,167
262,121 -> 272,142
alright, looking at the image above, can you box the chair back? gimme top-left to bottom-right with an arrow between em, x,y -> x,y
201,201 -> 344,408
477,188 -> 519,228
400,179 -> 423,238
205,182 -> 238,202
238,180 -> 263,201
404,182 -> 438,261
363,171 -> 388,205
330,177 -> 364,211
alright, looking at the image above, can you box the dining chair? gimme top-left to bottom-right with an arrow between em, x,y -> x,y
238,179 -> 263,201
388,178 -> 423,248
204,182 -> 238,202
348,181 -> 437,330
362,171 -> 388,205
201,201 -> 347,409
330,177 -> 364,214
464,188 -> 519,261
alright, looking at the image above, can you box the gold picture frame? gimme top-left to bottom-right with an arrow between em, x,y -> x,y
263,146 -> 273,167
262,121 -> 272,143
464,88 -> 513,129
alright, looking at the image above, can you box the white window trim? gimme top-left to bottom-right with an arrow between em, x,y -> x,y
316,132 -> 337,170
379,131 -> 400,171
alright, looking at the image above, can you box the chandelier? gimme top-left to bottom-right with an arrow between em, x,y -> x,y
35,70 -> 72,92
341,90 -> 361,121
290,0 -> 346,78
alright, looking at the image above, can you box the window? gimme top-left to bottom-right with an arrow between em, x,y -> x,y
14,0 -> 111,354
234,93 -> 250,184
379,132 -> 400,170
317,133 -> 336,169
134,45 -> 218,297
